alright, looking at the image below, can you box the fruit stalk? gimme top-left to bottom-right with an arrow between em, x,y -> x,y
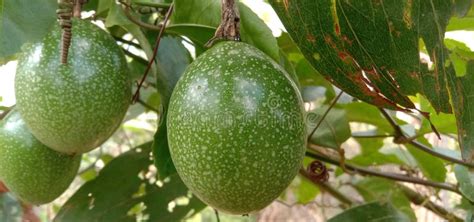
57,0 -> 73,64
206,0 -> 241,46
73,0 -> 87,18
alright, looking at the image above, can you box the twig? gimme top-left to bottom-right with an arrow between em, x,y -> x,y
114,36 -> 142,49
308,91 -> 343,142
409,140 -> 474,167
300,168 -> 355,208
205,0 -> 241,47
379,108 -> 474,168
131,3 -> 174,104
214,209 -> 220,222
306,144 -> 461,194
398,184 -> 463,222
120,0 -> 162,31
132,1 -> 171,8
351,134 -> 394,138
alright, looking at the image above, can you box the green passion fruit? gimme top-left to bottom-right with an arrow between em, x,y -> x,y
167,41 -> 306,214
15,18 -> 131,154
0,111 -> 81,205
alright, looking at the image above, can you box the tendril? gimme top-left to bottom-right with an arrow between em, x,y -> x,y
306,160 -> 330,182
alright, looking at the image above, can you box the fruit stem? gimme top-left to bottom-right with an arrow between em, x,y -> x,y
205,0 -> 241,47
57,0 -> 74,65
73,0 -> 87,18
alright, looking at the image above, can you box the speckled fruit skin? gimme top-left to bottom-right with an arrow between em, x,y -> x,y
0,111 -> 81,205
15,18 -> 131,154
167,41 -> 306,214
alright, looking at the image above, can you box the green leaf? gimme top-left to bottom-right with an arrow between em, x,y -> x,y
54,142 -> 205,222
455,164 -> 474,202
154,35 -> 193,102
0,0 -> 57,63
354,178 -> 416,221
277,33 -> 331,89
447,6 -> 474,31
445,39 -> 474,77
350,138 -> 404,166
151,36 -> 192,179
449,60 -> 474,161
288,176 -> 319,204
328,201 -> 411,222
105,1 -> 133,28
172,0 -> 279,61
104,5 -> 192,180
165,24 -> 216,50
97,0 -> 159,81
142,174 -> 206,222
307,106 -> 351,149
0,193 -> 22,222
406,141 -> 447,182
238,3 -> 279,61
55,143 -> 153,221
271,1 -> 425,111
414,1 -> 474,160
466,210 -> 474,222
453,0 -> 473,17
419,95 -> 457,135
153,115 -> 175,179
343,102 -> 393,133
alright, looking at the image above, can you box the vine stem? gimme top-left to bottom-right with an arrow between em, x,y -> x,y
205,0 -> 241,47
73,0 -> 87,18
120,0 -> 163,31
398,184 -> 463,222
306,143 -> 461,194
131,3 -> 174,104
132,2 -> 171,8
378,108 -> 474,168
308,91 -> 343,142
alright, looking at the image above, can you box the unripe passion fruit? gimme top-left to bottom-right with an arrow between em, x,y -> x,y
167,41 -> 306,214
0,111 -> 81,205
15,18 -> 131,154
